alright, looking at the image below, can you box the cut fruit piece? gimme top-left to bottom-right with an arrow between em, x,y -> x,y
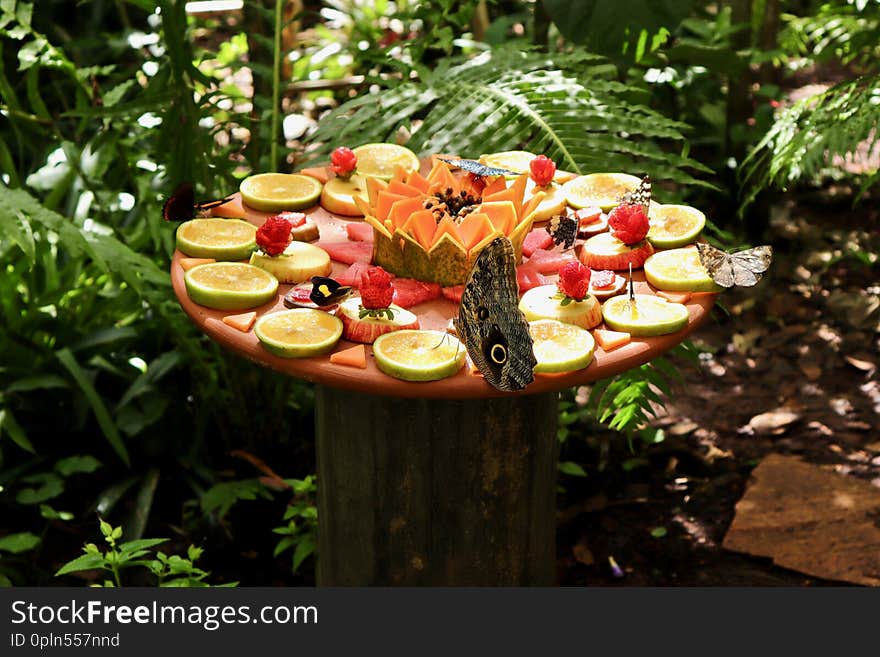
647,204 -> 706,248
317,241 -> 373,265
391,278 -> 442,308
589,272 -> 627,299
562,173 -> 642,210
529,319 -> 596,373
519,285 -> 603,329
576,209 -> 610,237
184,262 -> 278,310
254,308 -> 343,358
373,330 -> 465,382
524,180 -> 568,221
210,196 -> 246,219
290,221 -> 320,242
176,218 -> 256,260
578,232 -> 654,270
320,175 -> 368,216
593,329 -> 631,351
602,294 -> 689,337
522,227 -> 554,257
655,290 -> 692,304
249,241 -> 332,284
336,262 -> 372,288
222,311 -> 257,332
345,221 -> 374,242
240,173 -> 323,213
526,248 -> 578,274
179,257 -> 216,271
336,297 -> 419,344
329,344 -> 367,369
643,248 -> 722,292
352,143 -> 420,181
442,285 -> 465,303
299,166 -> 331,184
516,265 -> 549,292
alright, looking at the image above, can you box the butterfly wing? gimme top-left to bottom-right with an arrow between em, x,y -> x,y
309,276 -> 352,306
546,213 -> 578,250
730,246 -> 773,286
458,237 -> 536,391
695,243 -> 734,288
162,182 -> 196,222
438,157 -> 518,178
619,176 -> 651,215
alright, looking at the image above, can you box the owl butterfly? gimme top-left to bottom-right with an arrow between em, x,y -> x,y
695,243 -> 773,288
162,182 -> 235,222
456,236 -> 536,391
545,212 -> 579,250
618,176 -> 652,215
438,157 -> 519,178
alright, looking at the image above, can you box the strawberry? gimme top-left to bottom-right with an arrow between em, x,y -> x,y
557,261 -> 591,301
608,203 -> 649,245
256,215 -> 293,256
360,266 -> 394,309
529,154 -> 556,187
330,146 -> 357,179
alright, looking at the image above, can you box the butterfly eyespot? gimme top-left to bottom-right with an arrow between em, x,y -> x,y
489,343 -> 507,364
478,307 -> 489,321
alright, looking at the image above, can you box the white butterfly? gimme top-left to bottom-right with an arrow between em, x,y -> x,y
695,243 -> 773,288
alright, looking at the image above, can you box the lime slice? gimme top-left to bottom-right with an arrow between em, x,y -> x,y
602,294 -> 689,336
519,285 -> 602,329
240,173 -> 323,213
562,173 -> 642,210
352,143 -> 420,181
647,204 -> 706,248
528,319 -> 595,373
373,330 -> 465,381
176,218 -> 256,260
249,241 -> 332,284
184,262 -> 278,310
254,308 -> 343,358
644,248 -> 722,292
320,174 -> 368,216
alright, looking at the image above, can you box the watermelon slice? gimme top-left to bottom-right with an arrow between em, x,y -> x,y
336,262 -> 374,288
345,222 -> 374,243
317,241 -> 373,265
391,278 -> 442,308
526,248 -> 577,274
442,285 -> 465,303
522,228 -> 554,257
516,264 -> 549,292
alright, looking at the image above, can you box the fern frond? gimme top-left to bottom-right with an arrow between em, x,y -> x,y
740,74 -> 880,208
305,48 -> 710,187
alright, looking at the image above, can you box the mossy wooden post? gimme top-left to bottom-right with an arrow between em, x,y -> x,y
315,387 -> 559,586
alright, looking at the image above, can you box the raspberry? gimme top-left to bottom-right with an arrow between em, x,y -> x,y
557,260 -> 591,301
608,203 -> 649,245
590,269 -> 615,289
331,146 -> 358,178
529,154 -> 556,187
360,267 -> 394,309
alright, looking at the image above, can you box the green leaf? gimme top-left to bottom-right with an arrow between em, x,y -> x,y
56,348 -> 130,467
6,374 -> 69,393
558,461 -> 587,477
16,472 -> 64,504
650,526 -> 668,538
55,552 -> 106,577
291,535 -> 315,573
0,532 -> 41,554
55,455 -> 102,476
0,408 -> 36,453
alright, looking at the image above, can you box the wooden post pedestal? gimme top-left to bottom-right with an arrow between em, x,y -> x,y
315,387 -> 559,586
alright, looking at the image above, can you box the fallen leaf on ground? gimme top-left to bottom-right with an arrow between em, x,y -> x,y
747,409 -> 801,435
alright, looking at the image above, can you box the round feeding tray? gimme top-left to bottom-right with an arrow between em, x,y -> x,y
170,158 -> 717,586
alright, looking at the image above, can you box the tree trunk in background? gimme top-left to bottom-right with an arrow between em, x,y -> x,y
725,0 -> 752,167
244,1 -> 270,171
758,0 -> 781,86
533,1 -> 551,51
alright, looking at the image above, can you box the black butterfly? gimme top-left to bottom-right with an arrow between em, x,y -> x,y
438,157 -> 518,178
695,243 -> 773,288
309,276 -> 352,306
546,212 -> 578,250
618,176 -> 651,215
455,236 -> 536,391
162,182 -> 235,222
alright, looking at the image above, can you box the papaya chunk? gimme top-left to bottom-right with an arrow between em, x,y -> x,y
376,191 -> 409,222
656,290 -> 692,304
403,209 -> 438,250
479,200 -> 518,236
222,311 -> 257,333
594,329 -> 631,351
482,173 -> 527,218
387,179 -> 423,197
457,213 -> 494,250
406,170 -> 430,193
366,176 -> 389,207
299,167 -> 330,184
481,175 -> 508,197
388,195 -> 428,230
329,343 -> 367,369
210,196 -> 246,219
431,215 -> 464,249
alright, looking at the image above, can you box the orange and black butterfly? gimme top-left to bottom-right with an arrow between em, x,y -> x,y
162,182 -> 235,222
